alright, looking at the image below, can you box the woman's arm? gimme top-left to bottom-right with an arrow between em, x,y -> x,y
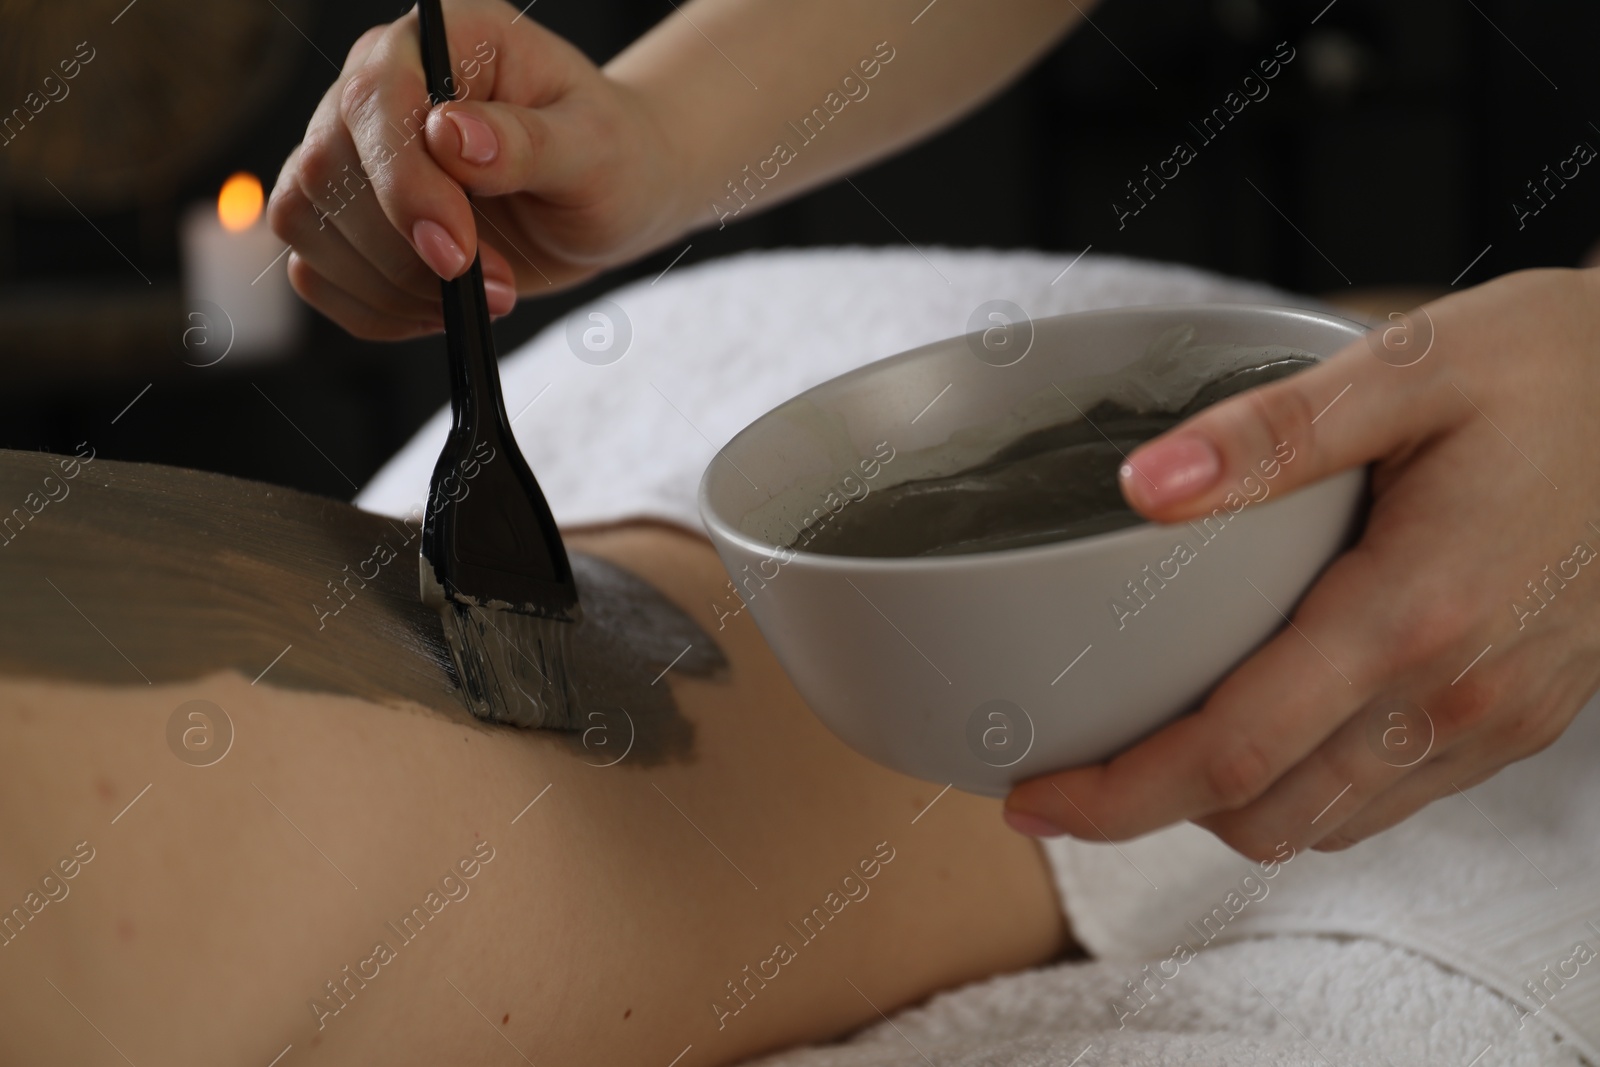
608,0 -> 1086,235
267,0 -> 1087,336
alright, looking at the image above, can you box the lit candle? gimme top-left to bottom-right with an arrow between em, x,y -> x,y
180,172 -> 302,363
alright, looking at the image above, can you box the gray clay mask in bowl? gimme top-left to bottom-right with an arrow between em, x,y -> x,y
784,352 -> 1318,560
699,304 -> 1367,797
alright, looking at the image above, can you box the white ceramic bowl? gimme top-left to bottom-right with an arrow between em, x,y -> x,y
699,304 -> 1366,796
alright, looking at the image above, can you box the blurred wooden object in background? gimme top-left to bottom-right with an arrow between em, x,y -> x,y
0,0 -> 307,207
0,0 -> 308,375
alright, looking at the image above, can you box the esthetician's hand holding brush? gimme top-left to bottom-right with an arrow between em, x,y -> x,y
1005,268 -> 1600,856
266,0 -> 1081,339
267,0 -> 673,337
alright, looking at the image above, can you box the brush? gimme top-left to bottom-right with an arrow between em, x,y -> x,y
414,0 -> 582,730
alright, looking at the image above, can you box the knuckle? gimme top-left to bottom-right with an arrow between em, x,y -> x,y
1247,380 -> 1318,467
1430,672 -> 1502,739
295,130 -> 343,200
338,69 -> 385,129
1203,737 -> 1277,811
284,255 -> 321,306
267,179 -> 312,244
393,99 -> 433,155
515,109 -> 548,165
1374,593 -> 1475,678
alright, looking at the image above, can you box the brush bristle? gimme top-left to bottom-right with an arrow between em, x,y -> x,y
436,601 -> 581,730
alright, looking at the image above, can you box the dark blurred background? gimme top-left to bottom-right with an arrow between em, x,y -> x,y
2,0 -> 1595,499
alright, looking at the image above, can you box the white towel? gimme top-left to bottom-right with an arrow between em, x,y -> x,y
1042,703 -> 1600,1063
742,935 -> 1581,1067
359,247 -> 1599,1067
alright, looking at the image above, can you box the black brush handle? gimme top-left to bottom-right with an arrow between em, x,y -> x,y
416,0 -> 460,109
416,0 -> 577,609
417,0 -> 499,440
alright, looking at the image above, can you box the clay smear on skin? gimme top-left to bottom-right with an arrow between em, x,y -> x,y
0,450 -> 723,764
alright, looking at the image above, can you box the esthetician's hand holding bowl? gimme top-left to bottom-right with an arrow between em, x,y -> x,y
1005,267 -> 1600,858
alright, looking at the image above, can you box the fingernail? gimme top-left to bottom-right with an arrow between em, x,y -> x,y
412,219 -> 467,279
1003,809 -> 1066,838
483,278 -> 517,316
447,110 -> 498,165
1120,435 -> 1220,509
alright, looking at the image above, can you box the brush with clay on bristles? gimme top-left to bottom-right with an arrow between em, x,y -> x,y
414,0 -> 581,729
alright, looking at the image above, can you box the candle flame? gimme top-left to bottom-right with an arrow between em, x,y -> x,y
218,172 -> 264,233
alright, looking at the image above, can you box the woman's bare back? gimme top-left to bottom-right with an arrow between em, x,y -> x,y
0,450 -> 1065,1067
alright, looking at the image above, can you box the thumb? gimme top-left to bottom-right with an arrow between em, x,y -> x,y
1117,313 -> 1446,522
426,99 -> 593,200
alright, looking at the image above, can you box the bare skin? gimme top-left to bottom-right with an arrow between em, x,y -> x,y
0,505 -> 1065,1067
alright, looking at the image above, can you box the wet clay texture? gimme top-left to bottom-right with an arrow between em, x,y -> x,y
0,450 -> 722,764
798,355 -> 1314,559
